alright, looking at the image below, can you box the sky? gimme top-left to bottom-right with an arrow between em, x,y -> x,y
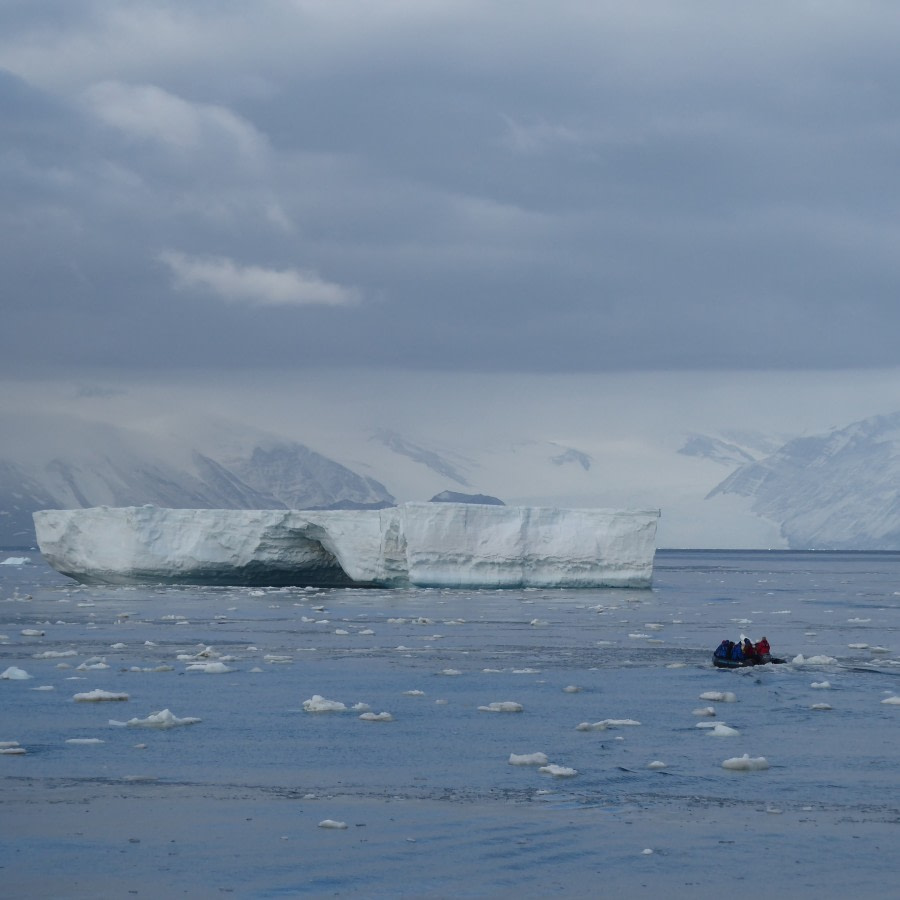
4,2 -> 900,546
4,0 -> 900,380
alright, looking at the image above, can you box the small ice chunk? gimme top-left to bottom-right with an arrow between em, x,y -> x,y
32,685 -> 54,691
359,711 -> 393,722
110,709 -> 200,728
693,707 -> 717,717
403,690 -> 426,697
302,695 -> 347,712
811,681 -> 831,689
509,752 -> 549,766
539,764 -> 578,777
32,650 -> 77,659
600,718 -> 641,727
73,689 -> 129,702
810,702 -> 832,710
880,696 -> 900,705
575,721 -> 608,731
440,669 -> 462,676
66,738 -> 105,745
478,701 -> 523,713
848,643 -> 869,649
647,761 -> 667,769
185,662 -> 233,674
1,745 -> 26,754
318,820 -> 348,829
708,724 -> 740,737
791,654 -> 837,665
721,754 -> 769,771
1,666 -> 32,680
21,629 -> 44,637
563,685 -> 581,693
699,691 -> 737,703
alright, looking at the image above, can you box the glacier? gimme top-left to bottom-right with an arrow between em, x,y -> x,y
33,503 -> 660,589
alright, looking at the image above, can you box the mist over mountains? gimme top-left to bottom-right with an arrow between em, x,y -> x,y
3,405 -> 900,550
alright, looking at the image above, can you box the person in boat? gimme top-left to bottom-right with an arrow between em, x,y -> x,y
742,638 -> 756,662
730,641 -> 744,662
755,636 -> 771,660
714,639 -> 733,660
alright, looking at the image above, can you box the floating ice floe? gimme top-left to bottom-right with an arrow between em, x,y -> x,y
791,654 -> 837,665
563,685 -> 581,693
708,723 -> 740,737
1,742 -> 26,754
647,760 -> 667,769
811,681 -> 831,689
848,643 -> 869,649
478,701 -> 523,713
77,657 -> 109,670
21,629 -> 44,637
32,685 -> 54,691
73,689 -> 129,702
1,556 -> 30,565
302,695 -> 347,712
318,820 -> 348,829
880,696 -> 900,705
810,703 -> 832,710
110,709 -> 201,728
721,754 -> 769,771
403,690 -> 425,697
359,711 -> 393,722
33,650 -> 77,659
66,738 -> 104,745
699,691 -> 737,703
509,752 -> 548,766
693,706 -> 717,717
1,666 -> 32,680
185,662 -> 234,674
539,764 -> 578,777
440,669 -> 462,676
575,721 -> 608,731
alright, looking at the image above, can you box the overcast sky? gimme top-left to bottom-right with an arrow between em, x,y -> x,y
4,1 -> 900,382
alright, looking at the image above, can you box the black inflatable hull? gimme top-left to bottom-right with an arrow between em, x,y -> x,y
713,654 -> 785,668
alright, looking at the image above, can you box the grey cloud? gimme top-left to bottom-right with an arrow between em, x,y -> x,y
4,3 -> 900,377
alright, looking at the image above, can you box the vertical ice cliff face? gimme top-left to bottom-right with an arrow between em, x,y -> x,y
33,504 -> 659,588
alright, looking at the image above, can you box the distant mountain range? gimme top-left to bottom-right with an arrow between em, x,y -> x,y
0,412 -> 394,546
4,407 -> 900,550
704,412 -> 900,550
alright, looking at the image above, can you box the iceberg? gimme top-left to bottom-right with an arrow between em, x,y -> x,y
33,502 -> 659,589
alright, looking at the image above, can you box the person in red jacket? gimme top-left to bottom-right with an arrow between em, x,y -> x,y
755,636 -> 771,659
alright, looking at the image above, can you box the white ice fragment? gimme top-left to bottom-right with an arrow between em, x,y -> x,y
1,746 -> 26,754
318,820 -> 348,829
1,556 -> 30,565
708,724 -> 740,737
791,654 -> 837,665
563,685 -> 581,693
721,754 -> 769,771
699,691 -> 737,703
32,685 -> 54,691
509,752 -> 549,766
359,712 -> 393,722
478,701 -> 524,713
0,741 -> 22,748
334,629 -> 349,635
302,695 -> 347,712
511,668 -> 541,674
358,629 -> 375,635
185,662 -> 233,674
1,666 -> 32,680
21,629 -> 44,637
880,696 -> 900,705
66,738 -> 104,745
693,707 -> 717,717
647,761 -> 667,769
810,703 -> 832,710
403,690 -> 425,697
848,618 -> 871,623
77,657 -> 108,670
351,702 -> 370,711
539,764 -> 578,777
110,709 -> 201,728
848,643 -> 869,649
440,669 -> 462,676
73,689 -> 129,702
32,650 -> 77,659
600,718 -> 641,727
110,643 -> 127,650
575,721 -> 608,731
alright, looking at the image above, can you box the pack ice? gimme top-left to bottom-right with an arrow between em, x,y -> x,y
33,502 -> 660,589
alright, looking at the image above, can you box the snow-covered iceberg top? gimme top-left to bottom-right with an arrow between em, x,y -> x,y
33,503 -> 659,589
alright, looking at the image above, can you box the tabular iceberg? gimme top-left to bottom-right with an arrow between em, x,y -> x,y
33,503 -> 660,589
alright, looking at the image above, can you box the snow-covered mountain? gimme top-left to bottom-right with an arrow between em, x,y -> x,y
707,412 -> 900,549
0,412 -> 394,546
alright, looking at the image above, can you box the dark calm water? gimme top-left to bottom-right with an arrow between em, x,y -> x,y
2,550 -> 900,898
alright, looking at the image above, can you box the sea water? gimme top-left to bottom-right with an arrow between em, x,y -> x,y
2,550 -> 899,898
